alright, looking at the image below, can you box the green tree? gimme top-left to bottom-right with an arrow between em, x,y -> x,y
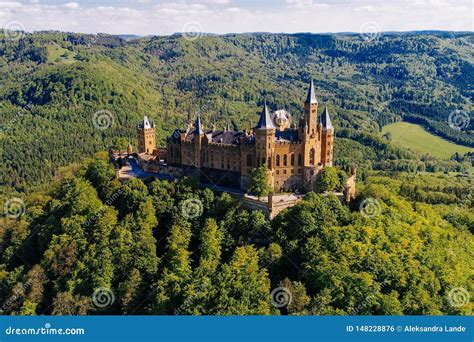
209,246 -> 273,315
315,167 -> 340,192
247,166 -> 271,199
153,223 -> 192,314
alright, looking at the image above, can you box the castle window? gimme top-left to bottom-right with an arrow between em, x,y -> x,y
246,154 -> 252,166
291,169 -> 294,174
268,157 -> 272,167
276,170 -> 279,175
298,153 -> 302,166
290,153 -> 295,166
310,148 -> 315,165
276,155 -> 280,167
283,170 -> 287,175
283,155 -> 287,166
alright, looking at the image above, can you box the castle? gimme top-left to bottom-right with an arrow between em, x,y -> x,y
136,80 -> 335,193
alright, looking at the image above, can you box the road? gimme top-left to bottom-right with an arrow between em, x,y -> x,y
118,157 -> 245,196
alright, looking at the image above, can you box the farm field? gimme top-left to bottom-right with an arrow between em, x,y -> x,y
381,122 -> 473,159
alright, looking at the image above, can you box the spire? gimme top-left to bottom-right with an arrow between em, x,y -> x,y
305,79 -> 317,104
255,101 -> 275,130
195,114 -> 204,135
140,115 -> 154,129
321,106 -> 334,131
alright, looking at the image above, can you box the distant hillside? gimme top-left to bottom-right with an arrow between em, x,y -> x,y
0,31 -> 473,189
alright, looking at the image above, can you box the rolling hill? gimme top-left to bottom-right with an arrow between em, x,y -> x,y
0,31 -> 473,189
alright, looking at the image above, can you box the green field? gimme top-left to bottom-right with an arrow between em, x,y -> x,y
381,122 -> 473,159
46,43 -> 77,64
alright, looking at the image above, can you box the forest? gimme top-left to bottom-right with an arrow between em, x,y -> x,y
0,158 -> 472,315
0,31 -> 473,190
0,31 -> 473,316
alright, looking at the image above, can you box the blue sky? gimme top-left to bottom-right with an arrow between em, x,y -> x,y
0,0 -> 472,35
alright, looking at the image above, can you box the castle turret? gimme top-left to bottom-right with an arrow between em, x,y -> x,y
194,114 -> 204,167
304,79 -> 318,137
137,116 -> 156,153
320,106 -> 334,166
255,101 -> 275,188
302,80 -> 320,167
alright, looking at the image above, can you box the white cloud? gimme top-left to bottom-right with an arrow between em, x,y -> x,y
63,2 -> 79,9
0,0 -> 470,35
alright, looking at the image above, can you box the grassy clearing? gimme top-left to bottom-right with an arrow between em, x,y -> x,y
381,122 -> 472,159
46,43 -> 77,64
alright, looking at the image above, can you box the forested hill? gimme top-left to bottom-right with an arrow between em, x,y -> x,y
1,31 -> 473,189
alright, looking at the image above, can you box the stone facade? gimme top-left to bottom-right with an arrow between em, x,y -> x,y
138,80 -> 335,193
137,116 -> 156,154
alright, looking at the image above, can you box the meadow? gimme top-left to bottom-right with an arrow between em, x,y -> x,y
381,122 -> 472,159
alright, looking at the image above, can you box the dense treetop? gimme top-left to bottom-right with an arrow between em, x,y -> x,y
0,159 -> 472,315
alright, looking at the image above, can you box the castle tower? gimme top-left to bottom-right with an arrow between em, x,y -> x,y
302,79 -> 319,167
137,116 -> 156,153
194,114 -> 205,168
255,102 -> 275,189
304,79 -> 318,137
320,106 -> 334,166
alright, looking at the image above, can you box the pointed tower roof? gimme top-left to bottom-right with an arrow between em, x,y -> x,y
255,101 -> 275,130
305,79 -> 318,104
321,106 -> 334,131
139,116 -> 154,129
195,114 -> 204,135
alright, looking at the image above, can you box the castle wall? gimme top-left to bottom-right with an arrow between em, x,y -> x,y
137,127 -> 156,154
272,142 -> 304,192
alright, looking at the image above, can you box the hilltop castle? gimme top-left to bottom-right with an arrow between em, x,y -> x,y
136,80 -> 335,193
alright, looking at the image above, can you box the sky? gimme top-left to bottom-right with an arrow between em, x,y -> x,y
0,0 -> 472,36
